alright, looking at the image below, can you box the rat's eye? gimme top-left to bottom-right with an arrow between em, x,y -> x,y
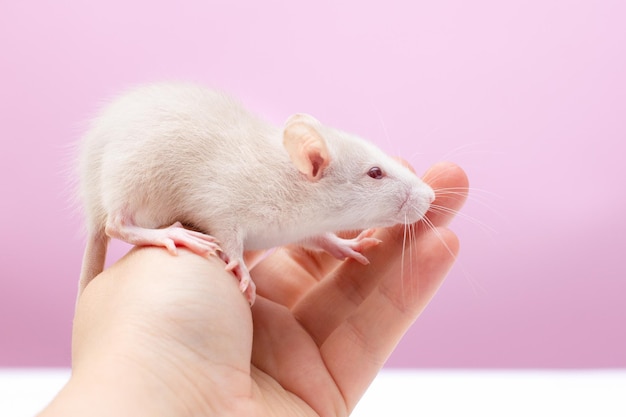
367,167 -> 384,179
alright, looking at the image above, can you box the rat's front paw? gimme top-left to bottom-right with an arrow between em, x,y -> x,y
308,230 -> 382,265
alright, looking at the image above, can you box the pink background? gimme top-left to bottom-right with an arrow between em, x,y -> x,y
1,0 -> 624,368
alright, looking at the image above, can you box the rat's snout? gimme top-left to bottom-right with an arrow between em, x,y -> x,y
400,181 -> 435,224
415,181 -> 435,206
424,184 -> 436,204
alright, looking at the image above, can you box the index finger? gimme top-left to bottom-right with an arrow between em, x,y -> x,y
421,161 -> 470,228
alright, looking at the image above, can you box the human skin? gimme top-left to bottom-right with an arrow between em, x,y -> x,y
39,161 -> 468,417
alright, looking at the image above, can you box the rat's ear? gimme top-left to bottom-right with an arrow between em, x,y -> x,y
283,114 -> 330,181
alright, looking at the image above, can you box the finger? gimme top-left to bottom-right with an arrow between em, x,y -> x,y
392,156 -> 417,173
243,249 -> 268,269
320,227 -> 459,413
250,297 -> 346,417
292,162 -> 468,345
421,161 -> 469,229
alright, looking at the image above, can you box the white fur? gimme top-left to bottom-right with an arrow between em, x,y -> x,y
78,83 -> 434,290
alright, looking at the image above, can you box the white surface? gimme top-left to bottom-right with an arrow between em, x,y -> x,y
1,368 -> 624,416
0,369 -> 70,417
353,369 -> 626,416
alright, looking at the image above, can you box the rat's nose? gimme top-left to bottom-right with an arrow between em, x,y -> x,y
427,186 -> 436,204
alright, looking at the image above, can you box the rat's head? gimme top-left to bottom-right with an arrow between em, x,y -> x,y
283,114 -> 434,230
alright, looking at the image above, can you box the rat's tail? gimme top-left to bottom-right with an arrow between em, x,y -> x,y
77,230 -> 109,299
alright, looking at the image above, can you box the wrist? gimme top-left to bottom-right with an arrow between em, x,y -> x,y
39,353 -> 191,417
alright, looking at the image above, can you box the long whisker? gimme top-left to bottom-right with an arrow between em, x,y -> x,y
434,187 -> 503,215
409,221 -> 416,301
428,204 -> 499,235
434,188 -> 499,203
401,212 -> 408,302
420,215 -> 458,263
406,149 -> 426,164
399,218 -> 419,309
417,206 -> 489,296
434,186 -> 499,197
420,215 -> 486,296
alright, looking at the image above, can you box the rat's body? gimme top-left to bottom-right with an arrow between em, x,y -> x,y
78,83 -> 434,303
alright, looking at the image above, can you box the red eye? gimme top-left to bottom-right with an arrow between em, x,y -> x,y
367,167 -> 384,179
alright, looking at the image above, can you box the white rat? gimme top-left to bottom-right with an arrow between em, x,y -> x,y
77,83 -> 435,304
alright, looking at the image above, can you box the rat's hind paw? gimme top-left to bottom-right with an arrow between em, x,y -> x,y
106,216 -> 221,257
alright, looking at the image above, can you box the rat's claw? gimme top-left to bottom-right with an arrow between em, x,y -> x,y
308,231 -> 381,265
163,239 -> 178,255
354,229 -> 382,249
346,250 -> 371,265
357,228 -> 377,239
222,257 -> 256,305
243,279 -> 256,305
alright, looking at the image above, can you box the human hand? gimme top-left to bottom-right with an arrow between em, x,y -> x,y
40,161 -> 468,417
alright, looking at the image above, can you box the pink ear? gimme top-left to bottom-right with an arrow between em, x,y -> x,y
283,114 -> 330,181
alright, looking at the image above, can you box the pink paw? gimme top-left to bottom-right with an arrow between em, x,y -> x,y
312,229 -> 382,265
158,222 -> 221,256
219,253 -> 257,305
106,217 -> 221,258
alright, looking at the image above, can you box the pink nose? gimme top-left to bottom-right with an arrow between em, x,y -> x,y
427,188 -> 436,204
